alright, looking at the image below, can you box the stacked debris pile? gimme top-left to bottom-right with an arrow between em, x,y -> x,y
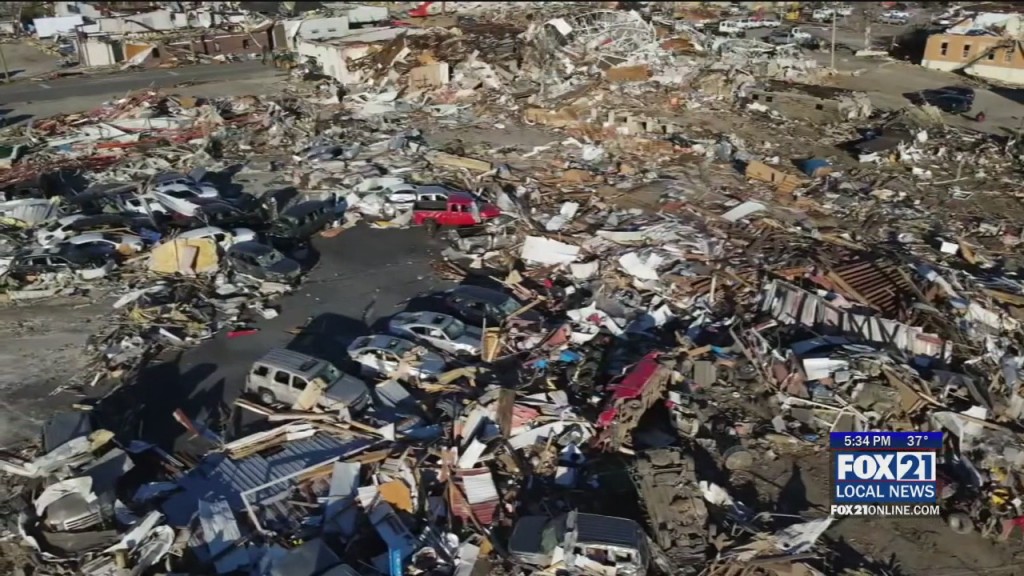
0,90 -> 342,394
4,6 -> 1024,576
341,7 -> 822,115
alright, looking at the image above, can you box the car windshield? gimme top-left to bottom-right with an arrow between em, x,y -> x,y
315,363 -> 341,383
64,250 -> 105,265
442,318 -> 466,339
385,338 -> 413,354
255,249 -> 285,266
498,297 -> 521,316
540,520 -> 562,554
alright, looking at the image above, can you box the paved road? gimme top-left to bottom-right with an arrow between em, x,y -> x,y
93,224 -> 452,453
746,21 -> 909,52
0,61 -> 277,104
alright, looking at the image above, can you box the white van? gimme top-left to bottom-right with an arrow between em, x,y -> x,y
718,21 -> 744,36
812,9 -> 834,22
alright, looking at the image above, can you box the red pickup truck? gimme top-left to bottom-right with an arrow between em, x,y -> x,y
408,1 -> 437,17
595,352 -> 675,450
413,193 -> 501,233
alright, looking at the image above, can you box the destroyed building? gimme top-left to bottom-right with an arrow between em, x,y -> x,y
2,3 -> 1024,576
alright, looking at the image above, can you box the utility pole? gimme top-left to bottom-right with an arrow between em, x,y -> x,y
830,9 -> 837,69
0,43 -> 9,83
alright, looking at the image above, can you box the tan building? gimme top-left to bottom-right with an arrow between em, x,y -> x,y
921,13 -> 1024,84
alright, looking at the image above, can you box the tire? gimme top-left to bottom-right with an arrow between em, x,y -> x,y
718,365 -> 736,384
424,219 -> 439,236
259,389 -> 276,406
948,512 -> 973,535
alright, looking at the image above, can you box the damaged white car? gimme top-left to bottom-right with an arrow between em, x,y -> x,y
152,183 -> 219,217
177,225 -> 257,251
346,335 -> 447,381
387,311 -> 483,357
60,232 -> 146,254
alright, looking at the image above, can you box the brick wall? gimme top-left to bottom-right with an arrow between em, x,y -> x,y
164,23 -> 284,62
921,32 -> 1024,83
923,33 -> 1020,69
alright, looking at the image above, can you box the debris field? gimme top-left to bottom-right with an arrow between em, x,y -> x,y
2,6 -> 1024,576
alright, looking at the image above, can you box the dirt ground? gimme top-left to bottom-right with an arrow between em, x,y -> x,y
0,299 -> 106,446
0,41 -> 63,80
3,71 -> 290,123
745,450 -> 1024,575
813,52 -> 1024,136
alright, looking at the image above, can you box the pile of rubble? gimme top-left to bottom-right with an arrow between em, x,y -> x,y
2,5 -> 1024,576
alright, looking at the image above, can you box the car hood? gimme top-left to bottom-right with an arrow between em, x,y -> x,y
415,351 -> 447,375
480,203 -> 502,219
509,516 -> 556,564
456,324 -> 484,348
325,374 -> 370,406
508,306 -> 543,323
267,257 -> 302,278
155,194 -> 199,216
232,228 -> 258,242
196,184 -> 219,197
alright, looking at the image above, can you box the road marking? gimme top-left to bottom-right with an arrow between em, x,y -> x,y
167,71 -> 179,76
39,83 -> 51,89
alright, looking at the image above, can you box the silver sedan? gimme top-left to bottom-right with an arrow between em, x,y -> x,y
61,232 -> 146,253
346,334 -> 447,381
387,311 -> 483,357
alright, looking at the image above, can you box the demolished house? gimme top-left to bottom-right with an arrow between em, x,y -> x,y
2,3 -> 1024,576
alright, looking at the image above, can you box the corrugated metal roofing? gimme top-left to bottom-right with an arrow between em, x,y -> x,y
461,471 -> 499,504
162,433 -> 371,526
451,469 -> 500,525
450,493 -> 498,525
0,198 -> 60,226
575,513 -> 643,549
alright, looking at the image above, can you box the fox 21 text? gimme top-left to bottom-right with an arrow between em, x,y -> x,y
829,503 -> 940,517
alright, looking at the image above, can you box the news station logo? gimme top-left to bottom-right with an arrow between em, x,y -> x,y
833,452 -> 937,503
830,432 -> 942,514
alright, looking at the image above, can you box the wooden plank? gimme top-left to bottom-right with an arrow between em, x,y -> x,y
495,388 -> 516,438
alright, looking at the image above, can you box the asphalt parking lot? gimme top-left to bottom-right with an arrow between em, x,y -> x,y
742,19 -> 911,52
94,224 -> 452,453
